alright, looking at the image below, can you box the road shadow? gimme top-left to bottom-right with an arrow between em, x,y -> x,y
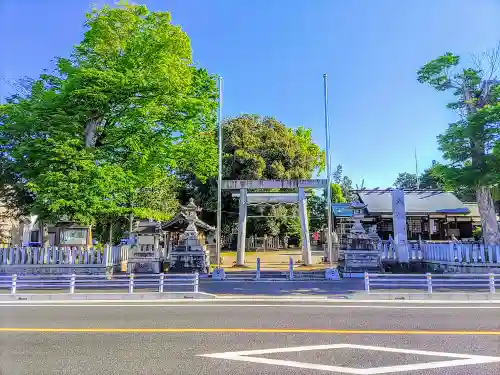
199,279 -> 365,296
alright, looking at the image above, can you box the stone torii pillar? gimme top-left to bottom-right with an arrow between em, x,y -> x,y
298,187 -> 312,265
236,188 -> 248,266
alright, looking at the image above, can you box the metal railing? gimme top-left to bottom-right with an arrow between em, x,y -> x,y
222,256 -> 296,281
0,273 -> 199,294
364,272 -> 497,294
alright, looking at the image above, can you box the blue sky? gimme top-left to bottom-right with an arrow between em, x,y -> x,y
1,0 -> 499,187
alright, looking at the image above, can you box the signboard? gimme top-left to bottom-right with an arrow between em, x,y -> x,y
391,189 -> 409,263
221,179 -> 328,190
332,203 -> 354,217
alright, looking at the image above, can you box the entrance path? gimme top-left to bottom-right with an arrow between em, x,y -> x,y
218,248 -> 328,271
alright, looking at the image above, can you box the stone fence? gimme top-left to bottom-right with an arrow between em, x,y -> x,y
380,240 -> 500,271
0,246 -> 128,274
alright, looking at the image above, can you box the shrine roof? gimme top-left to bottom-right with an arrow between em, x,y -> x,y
135,220 -> 160,234
357,190 -> 469,215
161,212 -> 215,232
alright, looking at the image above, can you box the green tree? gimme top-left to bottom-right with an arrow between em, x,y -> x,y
393,172 -> 418,189
331,183 -> 347,203
183,114 -> 326,237
420,162 -> 444,189
307,194 -> 327,232
418,48 -> 500,243
393,163 -> 444,190
332,164 -> 343,184
341,175 -> 354,202
222,115 -> 325,180
0,3 -> 218,232
307,183 -> 346,232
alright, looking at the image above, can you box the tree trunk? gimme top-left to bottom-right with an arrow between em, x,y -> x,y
476,186 -> 500,244
40,221 -> 50,248
108,221 -> 113,246
84,117 -> 102,147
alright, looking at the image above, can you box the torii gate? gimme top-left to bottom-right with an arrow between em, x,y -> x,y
221,179 -> 328,266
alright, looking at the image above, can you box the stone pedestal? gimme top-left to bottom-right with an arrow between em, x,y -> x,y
325,268 -> 340,280
127,260 -> 161,274
212,267 -> 226,280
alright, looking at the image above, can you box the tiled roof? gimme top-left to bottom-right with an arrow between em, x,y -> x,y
358,191 -> 469,215
161,213 -> 215,232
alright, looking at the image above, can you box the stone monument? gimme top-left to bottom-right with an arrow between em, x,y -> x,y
340,201 -> 382,277
167,199 -> 210,273
391,189 -> 409,263
127,221 -> 163,274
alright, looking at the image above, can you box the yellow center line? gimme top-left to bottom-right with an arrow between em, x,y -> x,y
0,328 -> 498,335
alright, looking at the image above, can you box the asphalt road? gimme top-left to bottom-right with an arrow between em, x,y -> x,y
0,301 -> 499,375
200,279 -> 366,296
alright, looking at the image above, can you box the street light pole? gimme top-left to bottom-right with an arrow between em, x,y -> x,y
323,74 -> 334,268
216,76 -> 223,269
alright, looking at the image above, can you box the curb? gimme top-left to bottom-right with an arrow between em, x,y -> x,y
2,297 -> 500,304
0,292 -> 217,301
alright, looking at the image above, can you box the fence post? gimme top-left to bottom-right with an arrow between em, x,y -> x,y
159,273 -> 164,293
289,256 -> 294,280
128,273 -> 134,293
426,273 -> 432,294
489,273 -> 495,294
10,274 -> 17,295
364,272 -> 370,293
256,257 -> 261,280
194,272 -> 199,293
70,274 -> 76,294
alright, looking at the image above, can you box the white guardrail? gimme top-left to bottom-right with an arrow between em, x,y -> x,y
364,272 -> 498,294
0,273 -> 199,295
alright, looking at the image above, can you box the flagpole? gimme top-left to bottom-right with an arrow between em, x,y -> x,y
216,76 -> 223,270
414,148 -> 420,189
323,74 -> 334,268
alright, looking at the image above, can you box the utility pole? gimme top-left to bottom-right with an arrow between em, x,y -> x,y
414,148 -> 420,189
216,76 -> 223,270
323,74 -> 334,268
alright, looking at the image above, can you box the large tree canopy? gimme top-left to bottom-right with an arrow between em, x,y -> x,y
222,115 -> 325,180
308,182 -> 346,233
183,114 -> 326,238
0,2 -> 218,226
418,49 -> 500,243
393,162 -> 444,190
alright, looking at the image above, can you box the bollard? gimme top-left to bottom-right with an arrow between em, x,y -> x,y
70,274 -> 76,294
194,272 -> 199,293
128,273 -> 135,293
11,274 -> 17,295
289,257 -> 294,280
364,272 -> 370,293
489,273 -> 495,294
159,273 -> 164,293
426,273 -> 432,294
256,257 -> 261,280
